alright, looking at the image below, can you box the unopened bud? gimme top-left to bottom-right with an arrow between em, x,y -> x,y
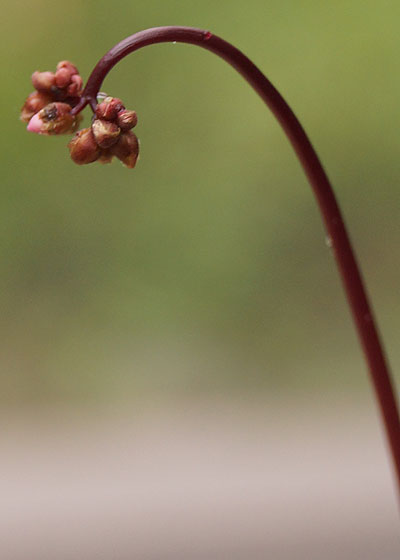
68,128 -> 101,165
92,119 -> 121,148
31,71 -> 56,92
27,102 -> 80,135
57,60 -> 79,75
95,97 -> 125,120
20,91 -> 53,122
66,74 -> 83,97
116,110 -> 137,131
112,131 -> 139,168
55,67 -> 73,88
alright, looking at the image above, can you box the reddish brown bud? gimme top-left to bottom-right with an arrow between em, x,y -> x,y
28,102 -> 81,135
56,60 -> 79,75
68,128 -> 101,165
116,110 -> 138,130
95,97 -> 125,120
31,71 -> 56,92
111,131 -> 139,168
98,150 -> 114,164
20,91 -> 53,122
92,119 -> 121,148
55,67 -> 73,88
66,74 -> 83,97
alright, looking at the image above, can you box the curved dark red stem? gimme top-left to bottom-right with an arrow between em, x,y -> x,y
76,26 -> 400,502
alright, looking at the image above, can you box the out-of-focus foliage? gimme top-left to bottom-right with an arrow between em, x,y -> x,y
2,0 -> 400,403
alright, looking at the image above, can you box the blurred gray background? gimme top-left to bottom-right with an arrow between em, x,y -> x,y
2,0 -> 400,558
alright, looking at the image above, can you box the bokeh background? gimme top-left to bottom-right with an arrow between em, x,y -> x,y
2,1 -> 400,558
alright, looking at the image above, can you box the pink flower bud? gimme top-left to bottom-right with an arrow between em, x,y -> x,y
68,128 -> 101,165
27,113 -> 44,133
116,110 -> 138,131
31,71 -> 56,92
91,119 -> 121,148
95,97 -> 125,121
55,67 -> 73,88
66,74 -> 83,97
27,102 -> 80,135
57,60 -> 79,75
111,131 -> 140,168
20,91 -> 53,122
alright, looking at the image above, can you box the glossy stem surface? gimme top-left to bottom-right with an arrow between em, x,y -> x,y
77,26 -> 400,502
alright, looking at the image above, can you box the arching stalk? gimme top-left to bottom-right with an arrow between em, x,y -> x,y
70,26 -> 400,503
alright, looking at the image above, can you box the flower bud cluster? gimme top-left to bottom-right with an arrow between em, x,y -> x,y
20,61 -> 83,134
69,97 -> 139,168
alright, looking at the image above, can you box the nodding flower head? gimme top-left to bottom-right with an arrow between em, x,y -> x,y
68,97 -> 139,168
21,60 -> 84,136
21,60 -> 83,126
21,63 -> 139,168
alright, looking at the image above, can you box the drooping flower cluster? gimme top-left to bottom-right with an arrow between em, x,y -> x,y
21,62 -> 139,168
68,97 -> 139,168
20,61 -> 83,134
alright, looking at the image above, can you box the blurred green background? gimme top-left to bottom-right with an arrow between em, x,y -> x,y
2,0 -> 400,406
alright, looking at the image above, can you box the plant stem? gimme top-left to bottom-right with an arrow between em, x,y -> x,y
74,26 -> 400,503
